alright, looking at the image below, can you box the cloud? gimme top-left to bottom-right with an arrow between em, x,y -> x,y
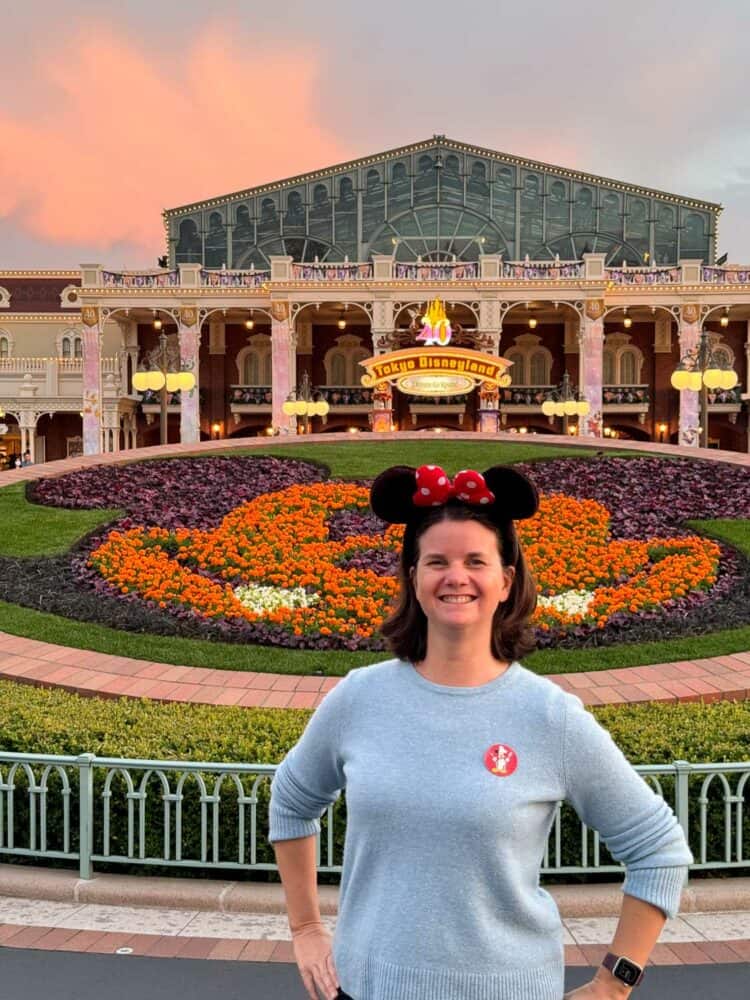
0,20 -> 348,261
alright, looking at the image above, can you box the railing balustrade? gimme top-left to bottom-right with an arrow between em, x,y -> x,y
229,386 -> 273,406
394,261 -> 479,280
501,261 -> 584,279
291,262 -> 373,281
0,357 -> 120,374
0,751 -> 747,881
702,266 -> 750,284
707,385 -> 743,405
313,386 -> 373,406
602,385 -> 651,405
200,268 -> 270,287
102,270 -> 179,288
499,386 -> 554,406
605,266 -> 681,284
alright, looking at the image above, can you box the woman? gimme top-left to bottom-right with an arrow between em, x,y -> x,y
270,464 -> 693,1000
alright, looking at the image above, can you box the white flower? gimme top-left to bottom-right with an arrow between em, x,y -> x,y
537,590 -> 595,616
234,583 -> 319,613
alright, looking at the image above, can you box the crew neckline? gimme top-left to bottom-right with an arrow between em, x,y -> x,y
401,659 -> 521,695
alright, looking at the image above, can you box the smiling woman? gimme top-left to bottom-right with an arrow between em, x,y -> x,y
270,462 -> 694,1000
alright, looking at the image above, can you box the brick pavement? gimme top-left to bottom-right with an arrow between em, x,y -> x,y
1,630 -> 749,707
0,896 -> 748,967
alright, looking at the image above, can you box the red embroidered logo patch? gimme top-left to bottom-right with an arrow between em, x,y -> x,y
484,743 -> 518,777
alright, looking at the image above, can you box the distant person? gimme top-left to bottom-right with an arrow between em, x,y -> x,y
21,450 -> 33,467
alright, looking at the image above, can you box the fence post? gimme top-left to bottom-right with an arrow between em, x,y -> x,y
77,753 -> 95,879
674,760 -> 692,887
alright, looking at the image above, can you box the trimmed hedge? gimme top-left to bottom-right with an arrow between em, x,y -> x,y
1,679 -> 748,881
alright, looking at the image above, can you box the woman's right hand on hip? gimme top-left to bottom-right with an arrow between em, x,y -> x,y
291,922 -> 340,1000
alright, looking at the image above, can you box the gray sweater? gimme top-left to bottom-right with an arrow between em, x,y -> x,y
270,659 -> 692,1000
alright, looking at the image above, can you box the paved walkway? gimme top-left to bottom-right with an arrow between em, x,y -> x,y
0,893 -> 748,968
1,630 -> 749,707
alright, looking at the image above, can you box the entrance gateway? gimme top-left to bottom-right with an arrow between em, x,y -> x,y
359,300 -> 512,432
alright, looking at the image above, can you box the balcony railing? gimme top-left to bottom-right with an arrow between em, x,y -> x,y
602,385 -> 651,405
291,262 -> 373,280
605,266 -> 681,284
0,357 -> 120,376
139,389 -> 183,406
702,266 -> 750,284
229,385 -> 272,406
0,750 -> 747,881
200,268 -> 270,287
313,386 -> 373,406
394,261 -> 479,280
499,386 -> 553,406
102,270 -> 179,288
78,256 -> 750,287
501,261 -> 583,279
707,385 -> 743,406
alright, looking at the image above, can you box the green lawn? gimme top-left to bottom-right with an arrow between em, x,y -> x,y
0,443 -> 747,674
0,483 -> 121,557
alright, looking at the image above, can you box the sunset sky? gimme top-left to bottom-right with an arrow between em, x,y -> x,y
2,0 -> 749,268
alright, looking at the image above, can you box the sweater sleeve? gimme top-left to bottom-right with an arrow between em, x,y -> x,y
562,695 -> 693,919
268,672 -> 352,843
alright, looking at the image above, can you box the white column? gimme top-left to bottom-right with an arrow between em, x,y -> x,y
271,302 -> 295,433
19,411 -> 39,462
678,306 -> 701,447
578,301 -> 604,438
178,307 -> 201,444
81,306 -> 103,455
369,299 -> 394,432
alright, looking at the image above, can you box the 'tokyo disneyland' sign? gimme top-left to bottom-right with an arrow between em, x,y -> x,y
360,347 -> 512,397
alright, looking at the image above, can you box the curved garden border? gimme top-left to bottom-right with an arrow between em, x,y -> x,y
1,433 -> 748,708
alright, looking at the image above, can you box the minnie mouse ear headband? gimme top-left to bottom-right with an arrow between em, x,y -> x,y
370,464 -> 539,526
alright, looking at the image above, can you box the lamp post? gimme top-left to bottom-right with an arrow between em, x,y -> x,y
541,372 -> 590,435
670,328 -> 738,449
132,330 -> 196,446
281,371 -> 330,435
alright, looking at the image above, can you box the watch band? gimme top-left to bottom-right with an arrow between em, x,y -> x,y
602,951 -> 644,987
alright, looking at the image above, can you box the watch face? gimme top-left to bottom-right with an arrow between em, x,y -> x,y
614,958 -> 641,986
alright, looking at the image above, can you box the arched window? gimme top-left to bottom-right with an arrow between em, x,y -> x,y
330,352 -> 347,385
243,353 -> 260,385
603,350 -> 616,385
0,335 -> 10,358
61,338 -> 71,358
529,351 -> 549,386
506,351 -> 525,383
619,349 -> 637,385
74,337 -> 83,359
324,337 -> 367,386
236,336 -> 272,386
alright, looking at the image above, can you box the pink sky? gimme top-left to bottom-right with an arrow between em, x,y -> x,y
2,2 -> 749,267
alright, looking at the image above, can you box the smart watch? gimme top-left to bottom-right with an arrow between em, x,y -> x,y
602,952 -> 644,987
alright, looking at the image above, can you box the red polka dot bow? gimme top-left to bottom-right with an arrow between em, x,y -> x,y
412,465 -> 496,507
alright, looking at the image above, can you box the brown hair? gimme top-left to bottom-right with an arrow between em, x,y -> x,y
380,502 -> 538,663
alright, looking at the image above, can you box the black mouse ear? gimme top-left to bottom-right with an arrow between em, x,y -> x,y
482,466 -> 539,520
369,466 -> 418,524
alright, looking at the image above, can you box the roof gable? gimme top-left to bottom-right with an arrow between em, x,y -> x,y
164,135 -> 722,218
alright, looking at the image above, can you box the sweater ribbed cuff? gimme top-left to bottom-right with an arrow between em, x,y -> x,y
269,807 -> 321,844
622,865 -> 688,919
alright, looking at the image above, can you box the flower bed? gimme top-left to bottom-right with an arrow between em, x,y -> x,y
0,454 -> 744,654
87,480 -> 721,649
